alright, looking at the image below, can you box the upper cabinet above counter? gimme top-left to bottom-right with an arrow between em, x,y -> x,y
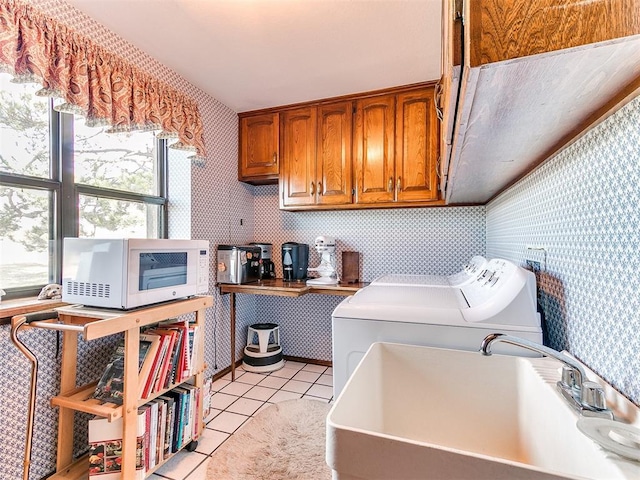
238,112 -> 280,185
239,1 -> 640,208
239,84 -> 442,211
442,0 -> 640,204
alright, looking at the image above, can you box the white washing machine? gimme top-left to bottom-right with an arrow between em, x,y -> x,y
371,255 -> 487,287
332,258 -> 542,397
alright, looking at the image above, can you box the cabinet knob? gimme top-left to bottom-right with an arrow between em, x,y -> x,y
310,182 -> 315,195
318,181 -> 323,195
388,177 -> 393,192
397,177 -> 402,192
272,152 -> 277,164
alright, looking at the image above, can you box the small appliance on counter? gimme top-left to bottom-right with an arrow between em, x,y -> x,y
307,235 -> 339,285
251,242 -> 276,280
62,238 -> 209,309
282,242 -> 309,281
216,244 -> 261,284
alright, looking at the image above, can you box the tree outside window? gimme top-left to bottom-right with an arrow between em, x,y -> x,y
0,73 -> 166,296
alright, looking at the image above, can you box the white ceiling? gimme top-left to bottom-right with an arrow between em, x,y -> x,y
66,0 -> 442,113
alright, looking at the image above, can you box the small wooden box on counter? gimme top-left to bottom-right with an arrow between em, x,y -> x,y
342,251 -> 360,284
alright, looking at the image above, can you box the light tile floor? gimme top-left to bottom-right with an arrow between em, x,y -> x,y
148,360 -> 333,480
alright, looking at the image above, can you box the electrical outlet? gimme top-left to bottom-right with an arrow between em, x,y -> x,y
525,246 -> 546,272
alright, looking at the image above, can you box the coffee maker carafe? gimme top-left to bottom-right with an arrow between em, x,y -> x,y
282,242 -> 309,281
251,243 -> 276,280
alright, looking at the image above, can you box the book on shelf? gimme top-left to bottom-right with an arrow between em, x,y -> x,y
88,410 -> 146,479
161,318 -> 201,381
139,404 -> 151,472
181,384 -> 201,441
156,398 -> 167,464
158,395 -> 176,458
148,400 -> 159,469
137,333 -> 161,398
189,325 -> 200,377
141,332 -> 171,399
165,387 -> 190,452
167,330 -> 184,387
163,389 -> 182,452
160,319 -> 192,380
185,325 -> 199,378
150,329 -> 178,393
93,334 -> 161,405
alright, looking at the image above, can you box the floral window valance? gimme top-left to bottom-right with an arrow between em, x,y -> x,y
0,0 -> 206,163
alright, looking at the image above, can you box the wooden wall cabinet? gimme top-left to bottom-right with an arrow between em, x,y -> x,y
354,88 -> 439,205
239,112 -> 279,185
242,83 -> 442,210
280,107 -> 317,207
353,95 -> 395,204
280,101 -> 353,208
443,0 -> 640,204
395,89 -> 439,202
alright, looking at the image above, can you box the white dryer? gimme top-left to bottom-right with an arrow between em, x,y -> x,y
371,255 -> 487,287
332,258 -> 542,397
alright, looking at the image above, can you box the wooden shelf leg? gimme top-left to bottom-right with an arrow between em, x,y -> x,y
121,327 -> 140,475
195,307 -> 206,438
56,330 -> 78,471
230,292 -> 236,381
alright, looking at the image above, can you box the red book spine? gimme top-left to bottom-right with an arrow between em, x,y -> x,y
154,331 -> 177,393
142,334 -> 168,399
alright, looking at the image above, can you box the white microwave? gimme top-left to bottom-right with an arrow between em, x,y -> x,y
62,238 -> 209,309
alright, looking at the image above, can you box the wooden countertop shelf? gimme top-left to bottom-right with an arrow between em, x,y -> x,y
55,296 -> 213,340
218,279 -> 367,297
0,298 -> 68,324
219,278 -> 368,381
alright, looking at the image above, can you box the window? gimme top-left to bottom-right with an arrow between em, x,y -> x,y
0,73 -> 167,298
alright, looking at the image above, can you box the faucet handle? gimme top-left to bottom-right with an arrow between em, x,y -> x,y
560,365 -> 579,390
581,381 -> 607,411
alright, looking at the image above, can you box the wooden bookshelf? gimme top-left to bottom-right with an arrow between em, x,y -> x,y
46,296 -> 212,480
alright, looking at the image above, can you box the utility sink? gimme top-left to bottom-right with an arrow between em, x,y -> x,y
326,342 -> 640,480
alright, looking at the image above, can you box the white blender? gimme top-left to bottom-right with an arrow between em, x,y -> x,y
307,236 -> 339,285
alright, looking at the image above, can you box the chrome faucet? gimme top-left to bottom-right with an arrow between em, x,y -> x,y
480,333 -> 613,419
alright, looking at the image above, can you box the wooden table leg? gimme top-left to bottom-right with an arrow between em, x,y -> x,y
230,292 -> 236,381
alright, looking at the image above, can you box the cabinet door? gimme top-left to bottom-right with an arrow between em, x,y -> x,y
239,113 -> 279,184
316,101 -> 353,205
395,89 -> 440,202
280,107 -> 317,207
354,95 -> 395,204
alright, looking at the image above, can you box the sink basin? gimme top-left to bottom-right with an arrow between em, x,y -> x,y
326,342 -> 640,480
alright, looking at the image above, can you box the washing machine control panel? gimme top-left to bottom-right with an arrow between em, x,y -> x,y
462,259 -> 529,308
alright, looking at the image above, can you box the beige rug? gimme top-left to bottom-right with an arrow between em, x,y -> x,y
206,399 -> 332,480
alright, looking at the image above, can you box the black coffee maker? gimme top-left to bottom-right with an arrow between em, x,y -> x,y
282,242 -> 309,281
251,243 -> 276,280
